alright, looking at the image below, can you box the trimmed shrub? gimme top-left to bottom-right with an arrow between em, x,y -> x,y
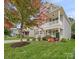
37,37 -> 41,41
30,37 -> 36,41
26,37 -> 35,41
60,38 -> 67,42
4,28 -> 11,36
71,34 -> 75,39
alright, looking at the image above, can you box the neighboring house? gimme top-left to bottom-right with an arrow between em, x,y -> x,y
29,3 -> 71,39
10,28 -> 19,36
10,23 -> 29,36
10,22 -> 21,36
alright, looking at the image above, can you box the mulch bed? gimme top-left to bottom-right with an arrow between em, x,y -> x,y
11,41 -> 30,48
48,37 -> 59,42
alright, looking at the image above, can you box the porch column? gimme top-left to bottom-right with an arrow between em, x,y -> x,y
58,10 -> 60,23
44,30 -> 46,36
58,29 -> 60,40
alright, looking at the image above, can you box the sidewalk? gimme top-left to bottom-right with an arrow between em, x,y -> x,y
4,39 -> 27,44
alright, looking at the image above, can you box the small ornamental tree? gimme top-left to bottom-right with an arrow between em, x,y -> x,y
5,0 -> 38,41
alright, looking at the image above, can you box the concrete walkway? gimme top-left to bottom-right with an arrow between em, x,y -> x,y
4,39 -> 27,44
4,38 -> 42,44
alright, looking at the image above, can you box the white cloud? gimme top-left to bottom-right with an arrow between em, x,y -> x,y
67,10 -> 75,18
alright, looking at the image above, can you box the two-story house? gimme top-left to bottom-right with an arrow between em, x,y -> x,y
29,3 -> 71,40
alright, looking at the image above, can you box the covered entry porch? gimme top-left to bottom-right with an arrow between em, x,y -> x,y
45,28 -> 63,39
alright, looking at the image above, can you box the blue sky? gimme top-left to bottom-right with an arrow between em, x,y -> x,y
42,0 -> 75,19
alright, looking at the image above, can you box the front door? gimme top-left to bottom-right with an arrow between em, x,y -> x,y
56,32 -> 59,38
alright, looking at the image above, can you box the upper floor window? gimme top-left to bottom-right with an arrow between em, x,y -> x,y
49,18 -> 52,22
53,17 -> 58,21
46,17 -> 58,23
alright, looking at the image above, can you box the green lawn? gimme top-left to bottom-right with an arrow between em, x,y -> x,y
4,40 -> 75,59
4,36 -> 19,40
